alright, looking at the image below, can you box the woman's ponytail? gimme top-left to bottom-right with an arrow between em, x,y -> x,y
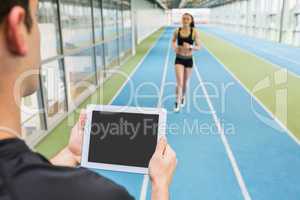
190,19 -> 195,28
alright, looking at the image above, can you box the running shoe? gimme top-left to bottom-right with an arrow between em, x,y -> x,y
174,102 -> 180,112
181,96 -> 186,108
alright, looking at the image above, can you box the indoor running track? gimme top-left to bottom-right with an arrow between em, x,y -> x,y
200,25 -> 300,77
89,28 -> 300,200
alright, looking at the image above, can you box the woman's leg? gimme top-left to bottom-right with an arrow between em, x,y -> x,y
183,67 -> 193,97
175,64 -> 185,104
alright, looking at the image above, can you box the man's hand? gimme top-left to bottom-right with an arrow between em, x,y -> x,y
51,110 -> 86,167
149,137 -> 177,200
68,110 -> 87,163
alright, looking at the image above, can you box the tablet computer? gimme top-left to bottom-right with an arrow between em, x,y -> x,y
81,105 -> 167,174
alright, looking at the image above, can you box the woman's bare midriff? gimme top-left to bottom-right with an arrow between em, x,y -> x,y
176,46 -> 192,57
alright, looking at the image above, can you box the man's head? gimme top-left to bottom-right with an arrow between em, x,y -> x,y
0,0 -> 40,97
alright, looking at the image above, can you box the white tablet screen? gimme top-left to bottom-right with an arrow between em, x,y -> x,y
88,111 -> 159,168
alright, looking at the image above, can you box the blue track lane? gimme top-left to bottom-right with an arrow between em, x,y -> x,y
200,25 -> 300,77
194,48 -> 300,199
88,27 -> 300,199
93,29 -> 171,199
146,29 -> 243,199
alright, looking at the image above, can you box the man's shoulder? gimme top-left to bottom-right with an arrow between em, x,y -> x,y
16,164 -> 135,200
0,141 -> 134,200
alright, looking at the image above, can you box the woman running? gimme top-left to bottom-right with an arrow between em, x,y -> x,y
172,13 -> 201,112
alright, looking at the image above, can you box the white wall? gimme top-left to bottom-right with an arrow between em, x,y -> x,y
132,0 -> 167,44
170,8 -> 211,26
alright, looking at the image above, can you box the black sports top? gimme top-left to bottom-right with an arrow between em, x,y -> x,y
0,138 -> 134,200
177,27 -> 195,46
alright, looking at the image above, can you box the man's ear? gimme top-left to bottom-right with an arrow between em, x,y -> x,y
5,6 -> 28,56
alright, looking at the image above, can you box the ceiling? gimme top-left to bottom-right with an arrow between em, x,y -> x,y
151,0 -> 243,9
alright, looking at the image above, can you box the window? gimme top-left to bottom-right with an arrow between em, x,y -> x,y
60,0 -> 93,51
64,48 -> 96,103
41,60 -> 67,123
22,0 -> 62,143
93,0 -> 105,79
22,0 -> 135,146
271,0 -> 280,13
118,3 -> 124,61
38,0 -> 61,59
21,92 -> 45,143
93,0 -> 103,44
122,1 -> 132,58
102,0 -> 119,67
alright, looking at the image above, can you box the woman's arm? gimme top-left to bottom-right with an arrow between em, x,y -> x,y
192,29 -> 201,51
172,29 -> 178,52
182,29 -> 201,52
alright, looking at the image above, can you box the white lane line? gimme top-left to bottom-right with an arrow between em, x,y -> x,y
139,175 -> 150,200
106,30 -> 165,200
109,31 -> 164,105
139,32 -> 172,200
194,62 -> 252,200
158,40 -> 171,108
225,31 -> 300,63
205,27 -> 300,60
201,30 -> 300,79
247,44 -> 300,66
218,32 -> 300,67
201,43 -> 300,146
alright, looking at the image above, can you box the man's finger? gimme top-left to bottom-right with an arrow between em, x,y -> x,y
80,109 -> 86,119
79,110 -> 87,129
155,137 -> 167,155
164,144 -> 177,161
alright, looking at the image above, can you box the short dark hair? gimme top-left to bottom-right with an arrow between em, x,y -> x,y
0,0 -> 32,30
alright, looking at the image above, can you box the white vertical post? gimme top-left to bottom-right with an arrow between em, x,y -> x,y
266,0 -> 272,39
257,0 -> 261,38
279,0 -> 286,43
269,0 -> 278,41
262,0 -> 267,39
246,0 -> 250,35
295,0 -> 300,46
131,5 -> 136,56
252,0 -> 256,37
